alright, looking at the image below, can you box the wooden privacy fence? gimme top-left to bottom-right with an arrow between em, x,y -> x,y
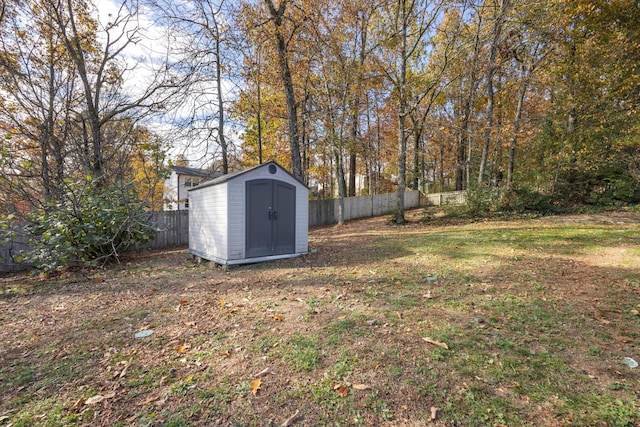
309,190 -> 421,227
1,190 -> 466,272
422,190 -> 467,206
1,211 -> 189,272
1,223 -> 31,273
149,210 -> 189,249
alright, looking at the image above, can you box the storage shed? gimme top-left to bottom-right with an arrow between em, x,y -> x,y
188,161 -> 309,265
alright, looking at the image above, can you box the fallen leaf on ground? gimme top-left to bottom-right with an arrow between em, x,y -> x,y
335,385 -> 349,397
219,299 -> 226,309
431,406 -> 440,421
71,398 -> 83,411
118,363 -> 129,379
175,300 -> 188,311
422,337 -> 449,349
282,410 -> 301,427
84,392 -> 115,406
253,367 -> 275,377
176,344 -> 190,354
352,384 -> 370,390
141,394 -> 161,405
423,290 -> 439,299
273,315 -> 284,321
250,378 -> 261,395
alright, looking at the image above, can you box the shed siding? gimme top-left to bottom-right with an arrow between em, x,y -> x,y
295,191 -> 308,254
189,183 -> 228,260
226,178 -> 245,260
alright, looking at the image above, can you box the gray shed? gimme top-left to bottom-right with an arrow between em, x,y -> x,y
188,161 -> 309,265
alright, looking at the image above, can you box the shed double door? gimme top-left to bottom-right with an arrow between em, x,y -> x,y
246,179 -> 296,258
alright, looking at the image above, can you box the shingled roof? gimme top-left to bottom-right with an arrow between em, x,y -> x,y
170,165 -> 213,177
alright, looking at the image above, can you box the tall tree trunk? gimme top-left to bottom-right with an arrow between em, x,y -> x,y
257,70 -> 263,164
348,153 -> 356,196
395,0 -> 410,225
264,0 -> 303,181
456,126 -> 466,190
411,121 -> 421,191
348,106 -> 358,196
214,28 -> 228,174
335,145 -> 346,225
56,0 -> 104,179
478,0 -> 507,186
506,73 -> 529,189
397,109 -> 407,224
456,12 -> 482,191
439,136 -> 445,190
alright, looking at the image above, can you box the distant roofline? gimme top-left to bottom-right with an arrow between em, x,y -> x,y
170,165 -> 215,178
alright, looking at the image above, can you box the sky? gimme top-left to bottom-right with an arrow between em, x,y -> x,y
94,0 -> 241,169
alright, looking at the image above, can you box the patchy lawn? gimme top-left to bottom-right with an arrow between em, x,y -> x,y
1,209 -> 640,426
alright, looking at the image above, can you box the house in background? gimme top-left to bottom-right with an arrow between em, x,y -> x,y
163,165 -> 219,210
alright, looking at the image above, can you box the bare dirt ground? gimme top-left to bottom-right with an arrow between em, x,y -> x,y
1,209 -> 639,426
537,210 -> 640,224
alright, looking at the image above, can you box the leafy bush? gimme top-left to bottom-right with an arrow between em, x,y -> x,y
555,166 -> 640,206
21,179 -> 154,271
497,186 -> 558,215
464,185 -> 502,216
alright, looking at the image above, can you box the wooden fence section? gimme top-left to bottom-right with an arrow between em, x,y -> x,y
1,211 -> 190,272
309,190 -> 421,227
1,223 -> 31,273
149,210 -> 189,249
422,190 -> 467,206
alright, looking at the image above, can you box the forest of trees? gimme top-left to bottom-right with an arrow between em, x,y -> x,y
231,0 -> 640,222
1,0 -> 639,230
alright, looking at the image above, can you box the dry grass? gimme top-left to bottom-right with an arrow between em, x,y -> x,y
1,209 -> 639,426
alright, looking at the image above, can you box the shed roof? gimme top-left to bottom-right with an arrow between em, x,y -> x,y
189,161 -> 308,192
171,165 -> 214,177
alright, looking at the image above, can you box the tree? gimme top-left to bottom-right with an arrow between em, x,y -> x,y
477,0 -> 509,186
0,0 -> 194,268
503,2 -> 552,189
49,0 -> 187,181
0,0 -> 84,205
375,0 -> 442,223
262,0 -> 304,181
0,0 -> 188,207
528,0 -> 640,202
127,127 -> 169,211
151,0 -> 234,174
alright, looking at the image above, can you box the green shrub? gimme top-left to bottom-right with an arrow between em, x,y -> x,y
498,186 -> 558,215
464,186 -> 502,216
21,179 -> 154,271
554,166 -> 640,206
